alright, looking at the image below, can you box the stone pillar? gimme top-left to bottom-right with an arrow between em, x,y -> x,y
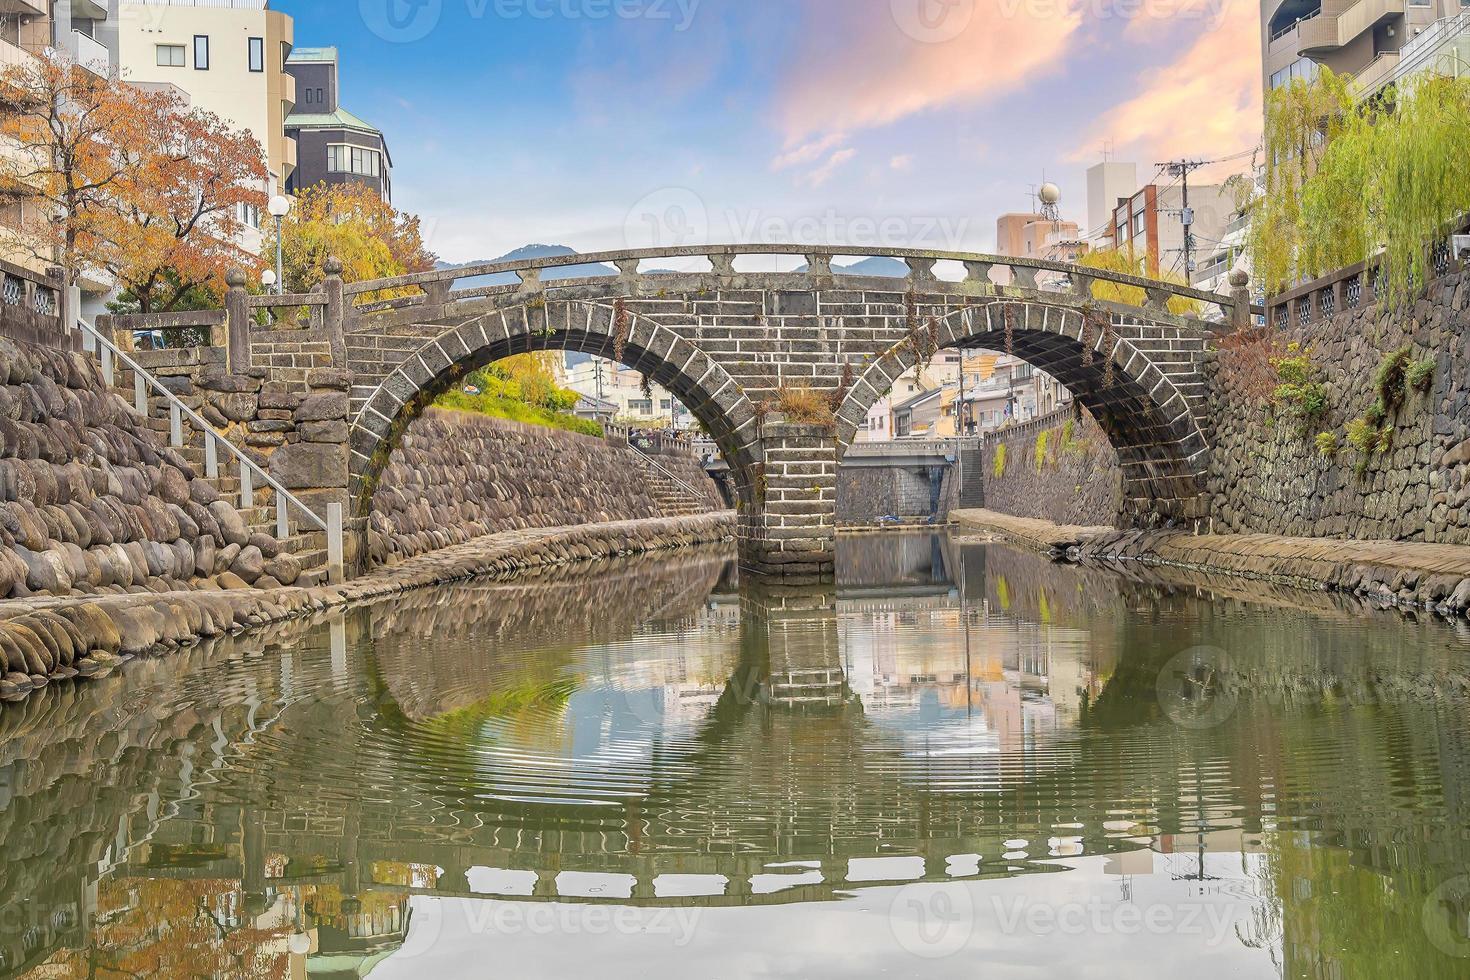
740,583 -> 846,708
1228,268 -> 1252,333
321,257 -> 346,367
739,422 -> 836,579
224,268 -> 251,374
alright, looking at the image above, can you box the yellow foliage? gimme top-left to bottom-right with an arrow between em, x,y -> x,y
1077,248 -> 1200,316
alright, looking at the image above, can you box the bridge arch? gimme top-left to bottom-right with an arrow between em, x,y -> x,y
836,300 -> 1210,525
347,296 -> 765,519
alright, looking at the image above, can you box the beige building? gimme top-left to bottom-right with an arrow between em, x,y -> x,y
117,0 -> 297,199
995,213 -> 1086,263
1261,0 -> 1467,96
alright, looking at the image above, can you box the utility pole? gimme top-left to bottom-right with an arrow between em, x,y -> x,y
1157,159 -> 1208,281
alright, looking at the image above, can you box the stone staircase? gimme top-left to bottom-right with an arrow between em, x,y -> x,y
628,446 -> 710,517
120,367 -> 333,585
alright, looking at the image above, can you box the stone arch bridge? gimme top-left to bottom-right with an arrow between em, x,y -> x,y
131,245 -> 1254,576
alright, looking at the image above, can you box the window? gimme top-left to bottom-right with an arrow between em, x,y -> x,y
249,37 -> 264,72
193,35 -> 209,70
327,144 -> 382,177
156,44 -> 185,67
240,202 -> 261,229
315,88 -> 324,104
629,399 -> 653,414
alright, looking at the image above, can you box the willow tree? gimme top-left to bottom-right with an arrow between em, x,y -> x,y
1353,74 -> 1470,309
1253,66 -> 1470,308
1248,67 -> 1356,295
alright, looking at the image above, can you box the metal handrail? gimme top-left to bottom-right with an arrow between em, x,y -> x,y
76,318 -> 346,583
626,441 -> 709,506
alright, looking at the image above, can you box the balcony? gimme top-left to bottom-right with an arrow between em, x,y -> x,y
1295,0 -> 1405,54
0,36 -> 33,71
1352,50 -> 1401,96
65,30 -> 110,78
0,0 -> 46,16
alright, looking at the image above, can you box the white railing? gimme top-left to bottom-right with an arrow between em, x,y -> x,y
74,318 -> 346,584
1393,10 -> 1470,83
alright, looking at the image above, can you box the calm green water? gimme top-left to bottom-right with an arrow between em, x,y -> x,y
2,533 -> 1469,978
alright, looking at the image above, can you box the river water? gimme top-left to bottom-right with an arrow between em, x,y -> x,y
2,533 -> 1469,978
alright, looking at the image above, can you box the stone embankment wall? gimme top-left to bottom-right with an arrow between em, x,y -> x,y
0,338 -> 303,602
1205,270 -> 1470,543
981,408 -> 1123,528
837,465 -> 961,527
367,408 -> 723,563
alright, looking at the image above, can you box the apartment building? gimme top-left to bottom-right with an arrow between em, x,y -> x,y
1,1 -> 114,75
1,1 -> 118,320
285,47 -> 393,201
1085,161 -> 1139,250
1262,0 -> 1468,96
1108,181 -> 1235,280
117,0 -> 296,199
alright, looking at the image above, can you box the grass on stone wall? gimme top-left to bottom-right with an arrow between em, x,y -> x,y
435,354 -> 604,438
993,444 -> 1007,478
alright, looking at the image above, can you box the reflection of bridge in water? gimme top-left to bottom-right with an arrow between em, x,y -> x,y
4,534 -> 1470,974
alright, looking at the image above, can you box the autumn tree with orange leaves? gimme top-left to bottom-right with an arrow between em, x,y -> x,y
0,51 -> 267,315
266,181 -> 437,293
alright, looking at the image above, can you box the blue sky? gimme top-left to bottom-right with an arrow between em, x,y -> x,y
281,0 -> 1261,264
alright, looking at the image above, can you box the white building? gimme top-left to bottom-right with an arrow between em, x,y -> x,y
117,0 -> 297,206
560,357 -> 692,429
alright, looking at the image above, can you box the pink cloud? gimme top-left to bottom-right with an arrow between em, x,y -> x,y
771,132 -> 849,171
802,148 -> 858,188
778,0 -> 1083,143
1078,0 -> 1261,163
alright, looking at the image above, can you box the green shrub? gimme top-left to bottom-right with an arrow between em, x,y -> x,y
1269,343 -> 1328,433
993,444 -> 1007,478
1407,357 -> 1436,393
1035,430 -> 1050,471
1373,347 -> 1412,412
1315,431 -> 1339,457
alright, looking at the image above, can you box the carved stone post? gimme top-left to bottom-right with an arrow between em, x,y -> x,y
1228,268 -> 1251,332
225,268 -> 251,375
322,256 -> 346,367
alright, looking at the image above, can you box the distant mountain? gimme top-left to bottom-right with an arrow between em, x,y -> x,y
438,244 -> 618,290
793,256 -> 909,278
440,245 -> 912,291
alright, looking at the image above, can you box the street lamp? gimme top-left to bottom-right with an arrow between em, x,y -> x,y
267,194 -> 292,295
260,269 -> 277,291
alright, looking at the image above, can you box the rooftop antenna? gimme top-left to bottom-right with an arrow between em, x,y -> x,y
1037,180 -> 1062,229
